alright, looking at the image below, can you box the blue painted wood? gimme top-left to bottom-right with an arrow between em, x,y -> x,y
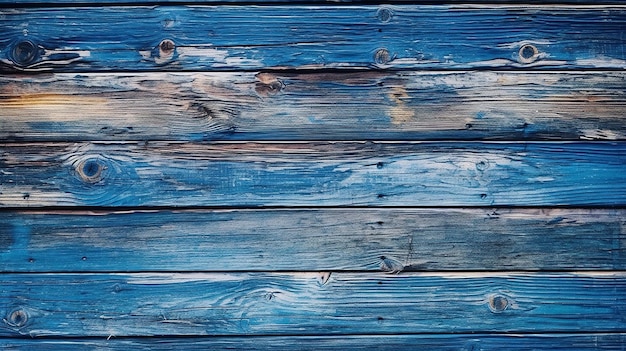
1,142 -> 625,207
2,334 -> 626,350
3,0 -> 626,4
0,272 -> 626,337
1,6 -> 625,71
0,272 -> 624,336
1,71 -> 625,141
1,0 -> 624,346
1,208 -> 624,272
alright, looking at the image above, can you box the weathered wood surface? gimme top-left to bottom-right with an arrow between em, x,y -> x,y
1,142 -> 625,207
2,334 -> 626,350
2,71 -> 625,141
1,208 -> 624,272
0,272 -> 624,337
1,6 -> 626,72
4,0 -> 626,4
2,0 -> 624,347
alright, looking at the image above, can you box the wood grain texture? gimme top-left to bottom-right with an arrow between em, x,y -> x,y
1,208 -> 624,272
0,272 -> 625,337
2,334 -> 626,350
1,5 -> 625,72
2,71 -> 625,141
1,142 -> 625,207
4,0 -> 626,4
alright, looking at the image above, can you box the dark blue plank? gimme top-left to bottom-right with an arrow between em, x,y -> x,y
1,208 -> 624,272
2,71 -> 625,141
1,5 -> 625,71
2,334 -> 626,350
1,142 -> 625,207
0,272 -> 624,336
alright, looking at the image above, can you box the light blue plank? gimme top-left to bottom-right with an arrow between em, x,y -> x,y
0,142 -> 625,207
1,208 -> 624,272
0,272 -> 624,336
1,5 -> 625,71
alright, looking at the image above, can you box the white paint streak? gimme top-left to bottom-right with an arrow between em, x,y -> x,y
497,40 -> 555,49
177,47 -> 229,62
579,129 -> 623,140
575,57 -> 626,68
529,177 -> 555,182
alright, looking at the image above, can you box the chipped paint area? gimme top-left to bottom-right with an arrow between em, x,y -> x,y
176,47 -> 263,68
388,86 -> 415,125
580,129 -> 623,140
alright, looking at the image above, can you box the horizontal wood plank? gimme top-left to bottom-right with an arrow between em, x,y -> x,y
2,71 -> 625,141
2,334 -> 626,350
0,272 -> 624,336
1,142 -> 625,207
1,208 -> 624,272
4,0 -> 626,4
1,6 -> 625,71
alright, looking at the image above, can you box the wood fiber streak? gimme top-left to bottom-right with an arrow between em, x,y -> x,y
1,142 -> 625,207
2,334 -> 626,350
0,273 -> 624,337
1,208 -> 624,272
1,71 -> 625,141
1,6 -> 625,71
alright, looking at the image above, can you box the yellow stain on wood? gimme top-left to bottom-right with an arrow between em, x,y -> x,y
388,86 -> 415,125
1,94 -> 108,107
0,94 -> 112,121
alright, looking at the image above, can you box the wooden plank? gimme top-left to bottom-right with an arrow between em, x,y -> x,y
2,71 -> 625,141
1,208 -> 624,272
0,272 -> 624,336
2,334 -> 626,350
1,142 -> 625,207
1,6 -> 625,71
4,0 -> 626,4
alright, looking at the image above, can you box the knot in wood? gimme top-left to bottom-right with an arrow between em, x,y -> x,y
5,308 -> 28,328
155,39 -> 176,64
10,40 -> 39,67
377,8 -> 393,23
518,44 -> 539,64
255,81 -> 284,96
475,159 -> 489,171
374,48 -> 391,65
488,294 -> 509,313
76,158 -> 106,184
159,39 -> 175,53
379,255 -> 403,274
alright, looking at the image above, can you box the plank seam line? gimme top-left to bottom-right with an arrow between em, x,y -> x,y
3,67 -> 626,75
3,138 -> 626,143
1,331 -> 626,340
4,2 -> 626,8
2,270 -> 625,274
2,205 -> 626,213
2,68 -> 625,74
3,140 -> 626,145
2,205 -> 626,212
0,269 -> 626,279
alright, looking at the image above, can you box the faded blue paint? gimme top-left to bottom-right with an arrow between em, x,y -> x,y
0,6 -> 625,71
1,142 -> 625,207
0,0 -> 624,348
0,208 -> 623,272
0,273 -> 624,336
